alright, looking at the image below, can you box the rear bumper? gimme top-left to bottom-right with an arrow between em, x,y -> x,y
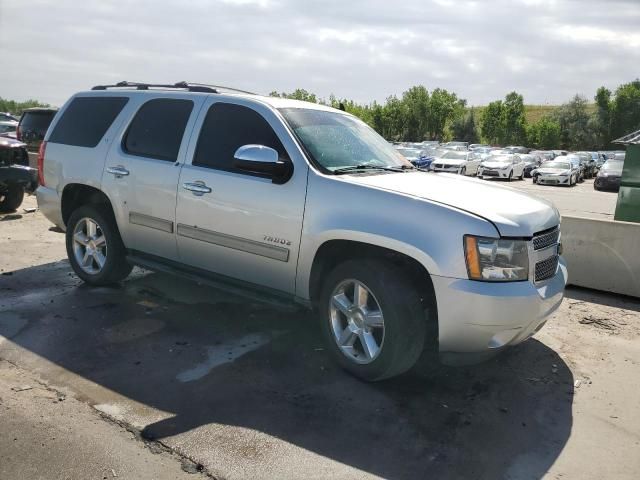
36,185 -> 64,230
433,257 -> 567,364
594,176 -> 621,190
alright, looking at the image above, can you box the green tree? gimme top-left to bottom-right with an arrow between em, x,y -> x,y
610,79 -> 640,139
401,86 -> 430,140
269,89 -> 318,103
594,86 -> 612,147
553,94 -> 596,149
427,88 -> 465,141
0,98 -> 52,115
527,117 -> 561,149
452,108 -> 479,143
481,100 -> 503,144
501,91 -> 527,145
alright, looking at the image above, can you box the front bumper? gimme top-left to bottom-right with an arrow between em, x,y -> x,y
432,164 -> 461,173
478,168 -> 510,178
433,257 -> 567,364
538,174 -> 570,186
36,185 -> 64,229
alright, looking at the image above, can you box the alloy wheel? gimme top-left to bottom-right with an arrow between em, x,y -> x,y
329,279 -> 385,364
72,217 -> 107,275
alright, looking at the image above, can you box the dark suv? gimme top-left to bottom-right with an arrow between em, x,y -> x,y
17,108 -> 58,153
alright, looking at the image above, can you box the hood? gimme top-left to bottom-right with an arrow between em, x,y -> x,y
434,158 -> 465,166
342,171 -> 559,237
537,167 -> 569,175
481,161 -> 510,169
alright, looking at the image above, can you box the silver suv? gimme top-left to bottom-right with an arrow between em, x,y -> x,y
37,82 -> 567,381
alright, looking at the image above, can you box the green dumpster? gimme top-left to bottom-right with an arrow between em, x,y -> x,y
614,130 -> 640,223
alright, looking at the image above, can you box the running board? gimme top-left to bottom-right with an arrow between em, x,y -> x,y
126,252 -> 304,312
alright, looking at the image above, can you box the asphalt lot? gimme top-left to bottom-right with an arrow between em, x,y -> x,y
480,176 -> 618,221
1,196 -> 639,479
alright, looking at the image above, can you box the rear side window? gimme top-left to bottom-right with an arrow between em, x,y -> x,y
124,98 -> 193,161
20,111 -> 56,132
49,97 -> 128,147
193,103 -> 286,173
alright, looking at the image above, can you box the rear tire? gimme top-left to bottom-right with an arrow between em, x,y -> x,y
460,166 -> 466,176
507,171 -> 513,182
66,204 -> 132,285
318,259 -> 428,381
0,184 -> 25,212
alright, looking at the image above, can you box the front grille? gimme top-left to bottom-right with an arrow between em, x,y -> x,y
482,170 -> 499,176
433,163 -> 443,169
535,255 -> 559,282
533,227 -> 560,250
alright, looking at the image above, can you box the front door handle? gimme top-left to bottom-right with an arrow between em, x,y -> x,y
182,181 -> 212,196
106,166 -> 130,177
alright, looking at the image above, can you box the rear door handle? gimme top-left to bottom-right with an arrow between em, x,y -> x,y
106,166 -> 130,177
182,181 -> 212,196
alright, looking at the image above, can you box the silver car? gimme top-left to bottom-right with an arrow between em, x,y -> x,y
431,150 -> 481,175
535,159 -> 579,186
36,82 -> 567,380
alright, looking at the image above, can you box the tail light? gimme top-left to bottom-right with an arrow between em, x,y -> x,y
37,141 -> 47,186
16,125 -> 21,140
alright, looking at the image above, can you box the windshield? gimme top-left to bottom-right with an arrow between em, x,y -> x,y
601,161 -> 623,172
279,108 -> 411,172
543,162 -> 570,170
441,151 -> 467,160
396,148 -> 421,158
487,155 -> 512,162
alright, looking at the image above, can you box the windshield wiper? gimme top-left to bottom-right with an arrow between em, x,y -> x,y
333,165 -> 409,175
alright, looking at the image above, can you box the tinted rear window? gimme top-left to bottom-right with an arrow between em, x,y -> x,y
49,97 -> 128,148
123,98 -> 193,161
20,111 -> 56,132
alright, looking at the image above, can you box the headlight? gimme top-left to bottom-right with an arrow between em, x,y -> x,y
500,165 -> 510,170
464,235 -> 529,282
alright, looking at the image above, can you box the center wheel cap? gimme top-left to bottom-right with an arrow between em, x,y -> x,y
350,309 -> 365,329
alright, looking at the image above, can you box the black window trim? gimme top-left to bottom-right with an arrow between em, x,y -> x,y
121,97 -> 195,163
190,101 -> 293,181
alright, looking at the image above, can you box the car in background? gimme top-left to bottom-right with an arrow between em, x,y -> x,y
529,150 -> 555,163
0,120 -> 18,138
614,152 -> 625,161
394,146 -> 433,169
521,153 -> 542,178
0,137 -> 37,212
552,150 -> 568,158
421,140 -> 440,148
430,150 -> 481,175
489,149 -> 510,156
468,143 -> 490,151
534,158 -> 579,187
575,152 -> 597,178
566,154 -> 586,182
594,160 -> 624,191
505,145 -> 529,154
17,107 -> 58,152
442,141 -> 468,149
0,112 -> 19,122
473,146 -> 494,161
478,154 -> 525,181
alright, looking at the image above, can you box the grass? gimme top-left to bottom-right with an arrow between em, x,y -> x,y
470,104 -> 596,124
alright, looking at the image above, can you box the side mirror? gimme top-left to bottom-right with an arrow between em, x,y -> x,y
233,144 -> 293,184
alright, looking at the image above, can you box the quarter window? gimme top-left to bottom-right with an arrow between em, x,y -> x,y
124,98 -> 193,161
193,103 -> 287,174
49,97 -> 128,148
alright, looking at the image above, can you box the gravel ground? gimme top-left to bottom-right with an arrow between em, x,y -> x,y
0,195 -> 639,479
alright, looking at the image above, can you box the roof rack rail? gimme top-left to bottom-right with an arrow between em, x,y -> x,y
90,81 -> 256,95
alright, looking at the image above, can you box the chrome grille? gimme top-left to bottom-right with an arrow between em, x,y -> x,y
535,255 -> 559,282
533,227 -> 560,251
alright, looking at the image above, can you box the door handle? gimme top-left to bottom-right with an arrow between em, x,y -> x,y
182,181 -> 212,195
106,166 -> 130,177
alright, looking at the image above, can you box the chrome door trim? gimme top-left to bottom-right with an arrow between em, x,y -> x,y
177,224 -> 290,262
129,212 -> 174,233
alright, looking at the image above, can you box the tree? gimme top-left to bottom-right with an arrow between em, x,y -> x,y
501,91 -> 527,145
610,79 -> 640,139
269,89 -> 318,103
427,88 -> 466,141
452,108 -> 479,143
553,94 -> 596,150
527,117 -> 561,149
0,98 -> 52,115
593,86 -> 612,148
401,86 -> 430,141
481,100 -> 503,144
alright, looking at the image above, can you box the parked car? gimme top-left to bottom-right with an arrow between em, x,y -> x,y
594,160 -> 624,191
395,146 -> 433,169
468,143 -> 490,151
521,154 -> 542,178
442,141 -> 469,150
0,120 -> 18,137
504,146 -> 529,154
37,82 -> 566,381
0,112 -> 19,122
575,152 -> 596,178
478,154 -> 526,180
0,137 -> 37,212
17,107 -> 58,152
529,150 -> 554,163
431,150 -> 481,175
533,159 -> 579,187
566,154 -> 586,182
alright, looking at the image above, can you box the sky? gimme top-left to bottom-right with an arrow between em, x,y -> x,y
1,0 -> 639,108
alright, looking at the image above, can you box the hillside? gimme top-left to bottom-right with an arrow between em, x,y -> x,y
470,104 -> 596,124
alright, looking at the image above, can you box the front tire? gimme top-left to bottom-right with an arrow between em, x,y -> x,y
319,259 -> 428,381
0,184 -> 25,212
66,204 -> 132,285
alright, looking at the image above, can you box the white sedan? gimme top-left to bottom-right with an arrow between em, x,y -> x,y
430,150 -> 482,175
478,154 -> 526,181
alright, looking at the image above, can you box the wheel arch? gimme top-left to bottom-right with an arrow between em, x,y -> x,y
61,183 -> 116,227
